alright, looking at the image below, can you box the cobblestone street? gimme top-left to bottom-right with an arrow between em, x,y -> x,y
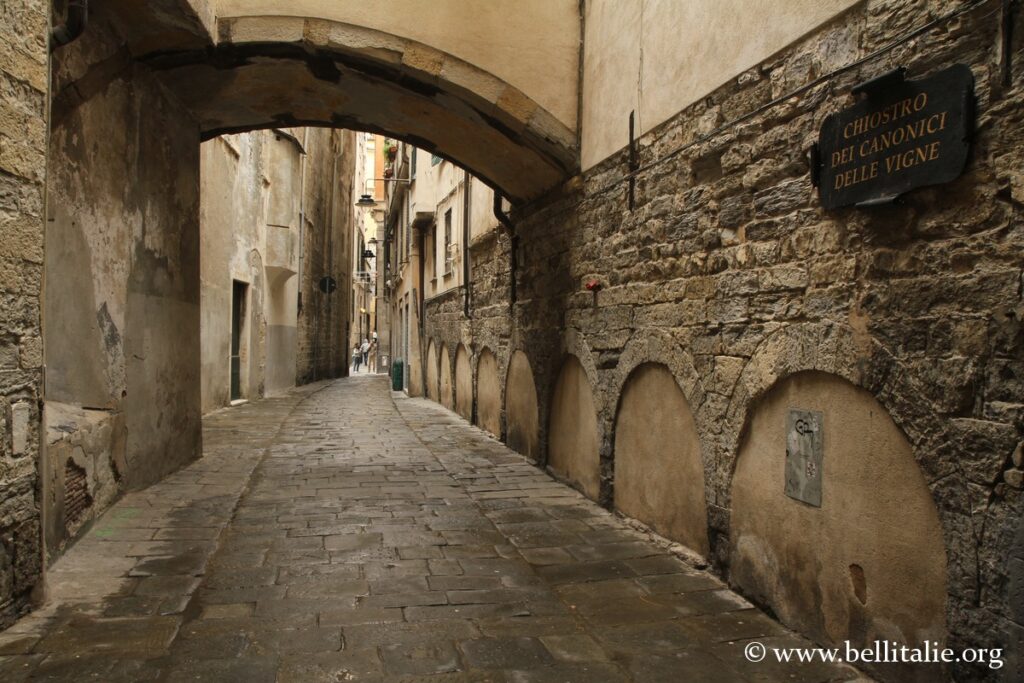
0,377 -> 860,681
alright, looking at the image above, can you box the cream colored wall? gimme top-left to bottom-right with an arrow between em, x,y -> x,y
410,149 -> 497,298
469,179 -> 498,240
476,349 -> 501,438
614,364 -> 709,556
201,130 -> 319,407
425,340 -> 439,401
505,351 -> 540,463
548,355 -> 600,500
215,0 -> 580,131
439,345 -> 454,411
455,345 -> 473,421
385,145 -> 423,395
200,133 -> 270,411
730,372 -> 946,656
581,0 -> 859,168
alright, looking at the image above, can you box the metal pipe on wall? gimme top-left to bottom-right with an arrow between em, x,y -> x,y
493,192 -> 516,306
462,170 -> 471,319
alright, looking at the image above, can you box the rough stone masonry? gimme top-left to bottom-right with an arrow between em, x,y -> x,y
0,1 -> 1021,681
0,0 -> 47,628
423,2 -> 1024,679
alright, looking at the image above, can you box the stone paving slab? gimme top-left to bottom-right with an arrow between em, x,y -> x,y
0,376 -> 867,681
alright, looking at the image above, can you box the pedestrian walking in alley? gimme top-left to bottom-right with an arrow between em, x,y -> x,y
368,336 -> 378,373
351,344 -> 361,373
361,338 -> 370,369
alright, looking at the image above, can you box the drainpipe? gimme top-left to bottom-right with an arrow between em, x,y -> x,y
50,0 -> 88,50
462,170 -> 471,319
297,128 -> 308,317
493,192 -> 517,306
416,218 -> 427,395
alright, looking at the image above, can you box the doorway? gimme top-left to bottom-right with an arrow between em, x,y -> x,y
231,281 -> 248,401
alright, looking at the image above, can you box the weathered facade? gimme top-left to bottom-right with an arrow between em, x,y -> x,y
384,142 -> 501,400
42,6 -> 203,601
412,2 -> 1024,680
200,127 -> 355,412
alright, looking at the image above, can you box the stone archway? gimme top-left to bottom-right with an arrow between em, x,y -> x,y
439,344 -> 453,411
454,344 -> 473,421
548,354 -> 600,500
425,340 -> 438,402
613,362 -> 709,556
475,348 -> 501,438
505,350 -> 539,462
99,0 -> 580,203
730,371 -> 947,666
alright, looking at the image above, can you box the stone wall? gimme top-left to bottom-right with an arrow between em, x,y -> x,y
0,0 -> 47,627
296,128 -> 355,384
422,1 -> 1024,676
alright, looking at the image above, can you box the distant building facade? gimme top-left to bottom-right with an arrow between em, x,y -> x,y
381,144 -> 498,396
200,128 -> 356,412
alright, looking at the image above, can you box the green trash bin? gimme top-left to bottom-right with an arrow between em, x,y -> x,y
391,360 -> 404,391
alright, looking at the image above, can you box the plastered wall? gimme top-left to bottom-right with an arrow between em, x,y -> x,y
614,363 -> 709,556
214,0 -> 580,132
439,344 -> 453,411
200,128 -> 329,412
425,341 -> 438,401
548,356 -> 601,500
581,0 -> 859,168
476,349 -> 501,438
454,344 -> 473,421
200,133 -> 269,411
47,12 -> 202,496
731,372 -> 946,678
504,351 -> 540,462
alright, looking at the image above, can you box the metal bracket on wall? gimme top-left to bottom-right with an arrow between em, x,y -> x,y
808,143 -> 822,188
851,67 -> 907,98
628,111 -> 637,211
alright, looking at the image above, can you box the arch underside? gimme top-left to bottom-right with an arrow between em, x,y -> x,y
138,33 -> 576,203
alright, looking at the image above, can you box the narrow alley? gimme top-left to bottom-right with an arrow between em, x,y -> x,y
3,2 -> 1022,680
0,378 -> 857,682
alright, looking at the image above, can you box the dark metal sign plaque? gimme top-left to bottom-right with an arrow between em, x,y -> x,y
318,276 -> 337,294
815,64 -> 974,209
785,409 -> 823,507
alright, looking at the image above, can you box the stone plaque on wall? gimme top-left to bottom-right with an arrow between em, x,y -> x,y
815,64 -> 974,209
786,409 -> 823,507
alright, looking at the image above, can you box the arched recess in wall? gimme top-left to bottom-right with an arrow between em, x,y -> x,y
548,354 -> 600,500
439,344 -> 454,411
454,344 -> 473,421
475,348 -> 501,438
425,340 -> 438,402
106,3 -> 580,203
505,350 -> 540,462
613,363 -> 709,556
730,371 -> 946,659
